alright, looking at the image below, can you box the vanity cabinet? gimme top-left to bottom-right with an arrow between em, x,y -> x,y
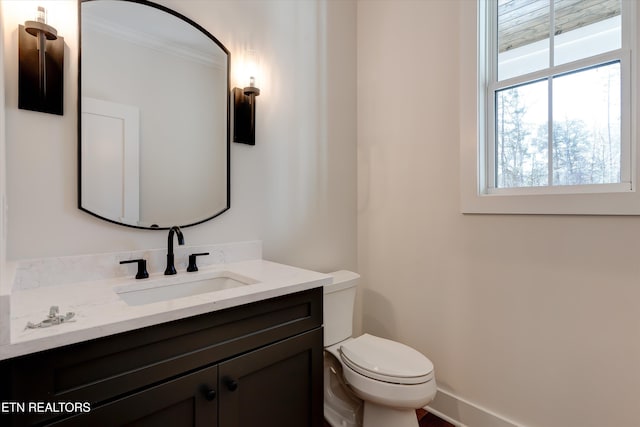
0,288 -> 323,427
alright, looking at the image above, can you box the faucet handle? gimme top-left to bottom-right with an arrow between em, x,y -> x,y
120,259 -> 149,279
187,252 -> 210,272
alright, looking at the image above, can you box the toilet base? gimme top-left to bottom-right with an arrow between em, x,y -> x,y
362,401 -> 419,427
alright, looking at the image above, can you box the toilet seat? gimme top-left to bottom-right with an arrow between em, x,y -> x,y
339,334 -> 434,385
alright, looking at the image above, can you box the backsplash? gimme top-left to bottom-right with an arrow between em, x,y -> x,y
11,241 -> 262,291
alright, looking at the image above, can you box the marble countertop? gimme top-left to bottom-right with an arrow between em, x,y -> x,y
1,259 -> 331,361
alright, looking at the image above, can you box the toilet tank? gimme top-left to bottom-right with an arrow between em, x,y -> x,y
324,270 -> 360,346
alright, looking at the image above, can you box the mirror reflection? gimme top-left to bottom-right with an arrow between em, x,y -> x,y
79,0 -> 230,229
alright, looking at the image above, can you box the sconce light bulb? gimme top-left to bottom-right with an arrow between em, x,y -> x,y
36,6 -> 47,24
249,76 -> 255,87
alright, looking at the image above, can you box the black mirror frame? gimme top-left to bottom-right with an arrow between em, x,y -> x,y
77,0 -> 231,230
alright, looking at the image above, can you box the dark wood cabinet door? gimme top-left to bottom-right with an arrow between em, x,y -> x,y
218,328 -> 323,427
49,365 -> 219,427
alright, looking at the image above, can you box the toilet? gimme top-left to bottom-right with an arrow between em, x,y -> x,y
323,271 -> 437,427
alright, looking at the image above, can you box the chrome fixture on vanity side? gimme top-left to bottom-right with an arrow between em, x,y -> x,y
25,306 -> 75,330
165,226 -> 185,275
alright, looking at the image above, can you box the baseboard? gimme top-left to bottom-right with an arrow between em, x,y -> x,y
426,387 -> 522,427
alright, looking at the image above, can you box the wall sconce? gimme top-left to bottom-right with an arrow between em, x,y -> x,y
233,76 -> 260,145
18,5 -> 64,115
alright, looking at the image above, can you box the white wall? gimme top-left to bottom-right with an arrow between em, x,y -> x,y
1,0 -> 357,274
0,2 -> 9,345
0,1 -> 6,289
357,1 -> 640,427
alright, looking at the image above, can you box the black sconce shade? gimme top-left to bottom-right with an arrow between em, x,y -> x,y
233,85 -> 260,145
18,17 -> 64,116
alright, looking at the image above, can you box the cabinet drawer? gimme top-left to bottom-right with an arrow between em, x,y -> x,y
1,287 -> 321,425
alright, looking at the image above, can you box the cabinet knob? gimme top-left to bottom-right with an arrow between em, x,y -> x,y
200,385 -> 217,401
224,377 -> 239,391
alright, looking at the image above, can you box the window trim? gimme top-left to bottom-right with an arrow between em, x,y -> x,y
461,0 -> 640,215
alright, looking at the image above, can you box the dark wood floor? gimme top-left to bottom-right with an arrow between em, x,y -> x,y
323,409 -> 454,427
417,408 -> 455,427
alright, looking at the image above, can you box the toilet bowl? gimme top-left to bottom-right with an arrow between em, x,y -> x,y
323,271 -> 436,427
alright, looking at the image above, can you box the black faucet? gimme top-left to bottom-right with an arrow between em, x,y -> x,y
165,226 -> 185,275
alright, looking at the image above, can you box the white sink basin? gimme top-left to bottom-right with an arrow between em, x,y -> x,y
116,271 -> 259,306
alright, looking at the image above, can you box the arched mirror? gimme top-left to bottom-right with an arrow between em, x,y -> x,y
78,0 -> 230,229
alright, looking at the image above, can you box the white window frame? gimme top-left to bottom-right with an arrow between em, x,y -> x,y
461,0 -> 640,215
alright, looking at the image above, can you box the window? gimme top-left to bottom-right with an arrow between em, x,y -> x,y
460,0 -> 640,214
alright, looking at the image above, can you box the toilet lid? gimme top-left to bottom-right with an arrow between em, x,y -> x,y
339,334 -> 434,385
